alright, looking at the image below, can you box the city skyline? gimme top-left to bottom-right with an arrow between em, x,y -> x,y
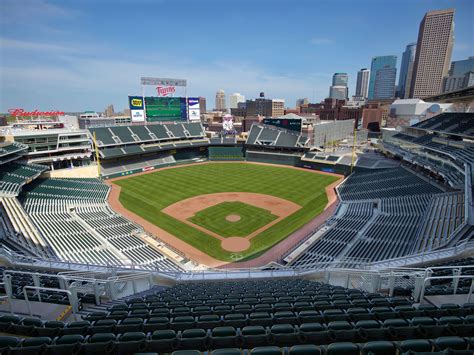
0,0 -> 473,112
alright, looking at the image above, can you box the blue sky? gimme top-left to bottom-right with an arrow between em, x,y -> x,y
0,0 -> 473,112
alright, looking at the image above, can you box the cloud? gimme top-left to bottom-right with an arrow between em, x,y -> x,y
309,37 -> 334,45
0,53 -> 329,111
0,0 -> 79,24
0,38 -> 79,53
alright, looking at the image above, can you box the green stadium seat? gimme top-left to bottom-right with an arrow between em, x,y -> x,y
434,336 -> 468,351
326,342 -> 359,355
223,313 -> 247,328
172,316 -> 195,331
11,317 -> 43,335
248,312 -> 273,327
179,328 -> 208,350
49,334 -> 84,355
116,331 -> 147,354
116,317 -> 144,333
35,320 -> 65,337
62,320 -> 90,335
172,350 -> 201,355
196,314 -> 221,329
289,344 -> 321,355
250,346 -> 283,355
362,340 -> 396,355
10,336 -> 52,355
148,329 -> 178,353
270,324 -> 299,346
399,339 -> 433,352
90,319 -> 117,334
210,326 -> 240,348
241,325 -> 269,348
324,309 -> 349,322
211,348 -> 242,355
273,311 -> 298,325
0,336 -> 20,352
144,317 -> 170,332
298,310 -> 324,323
0,314 -> 22,332
81,332 -> 116,354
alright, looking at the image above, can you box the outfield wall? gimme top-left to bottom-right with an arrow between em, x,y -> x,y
208,146 -> 245,161
246,150 -> 302,166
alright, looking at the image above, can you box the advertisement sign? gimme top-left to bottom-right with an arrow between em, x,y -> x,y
131,109 -> 145,122
156,86 -> 176,97
188,97 -> 201,121
140,77 -> 187,87
145,97 -> 187,122
8,108 -> 65,117
128,96 -> 145,122
262,118 -> 302,133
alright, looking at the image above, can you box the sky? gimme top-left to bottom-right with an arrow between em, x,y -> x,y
0,0 -> 473,113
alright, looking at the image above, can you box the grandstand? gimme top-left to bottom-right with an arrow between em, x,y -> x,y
0,111 -> 472,354
89,122 -> 208,178
384,112 -> 474,189
246,124 -> 310,149
20,178 -> 184,271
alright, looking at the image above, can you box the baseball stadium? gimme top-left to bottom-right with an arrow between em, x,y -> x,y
0,105 -> 473,354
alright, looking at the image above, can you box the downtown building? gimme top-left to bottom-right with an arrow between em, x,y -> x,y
409,9 -> 455,98
229,93 -> 245,109
215,89 -> 226,111
368,56 -> 397,100
398,43 -> 417,99
442,56 -> 474,93
354,68 -> 370,101
329,73 -> 349,101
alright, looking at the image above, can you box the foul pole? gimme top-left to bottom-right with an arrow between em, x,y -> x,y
93,132 -> 101,178
350,129 -> 357,174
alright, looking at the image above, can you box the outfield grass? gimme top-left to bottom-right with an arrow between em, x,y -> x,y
189,201 -> 277,237
115,163 -> 338,262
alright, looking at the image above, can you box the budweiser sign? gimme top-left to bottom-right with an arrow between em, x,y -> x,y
156,86 -> 176,96
8,108 -> 65,117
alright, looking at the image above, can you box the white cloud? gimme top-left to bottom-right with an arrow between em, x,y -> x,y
0,38 -> 79,53
0,54 -> 329,111
310,37 -> 334,45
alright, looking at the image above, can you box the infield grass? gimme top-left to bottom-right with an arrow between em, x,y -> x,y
189,201 -> 277,237
114,163 -> 338,262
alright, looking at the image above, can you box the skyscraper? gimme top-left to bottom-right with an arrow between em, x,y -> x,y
215,89 -> 226,111
398,43 -> 416,99
409,9 -> 455,98
355,68 -> 370,100
442,56 -> 474,93
368,56 -> 397,100
229,93 -> 245,109
373,67 -> 397,99
329,73 -> 349,100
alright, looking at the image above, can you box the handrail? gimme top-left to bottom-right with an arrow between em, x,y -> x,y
22,285 -> 78,321
419,275 -> 474,303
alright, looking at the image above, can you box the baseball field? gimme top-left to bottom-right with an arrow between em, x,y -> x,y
112,163 -> 339,262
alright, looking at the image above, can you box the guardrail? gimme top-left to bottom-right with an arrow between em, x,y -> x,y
368,240 -> 474,269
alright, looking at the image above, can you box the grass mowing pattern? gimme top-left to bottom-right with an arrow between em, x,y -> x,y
115,163 -> 338,262
189,201 -> 277,237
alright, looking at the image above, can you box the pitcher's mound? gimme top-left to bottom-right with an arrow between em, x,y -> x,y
226,214 -> 241,222
221,237 -> 250,252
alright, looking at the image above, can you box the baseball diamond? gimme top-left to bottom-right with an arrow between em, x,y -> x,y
109,162 -> 340,262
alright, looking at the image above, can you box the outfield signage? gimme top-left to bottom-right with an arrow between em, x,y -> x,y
188,97 -> 200,121
156,86 -> 176,97
128,96 -> 145,122
140,77 -> 187,87
263,118 -> 301,133
8,108 -> 65,117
